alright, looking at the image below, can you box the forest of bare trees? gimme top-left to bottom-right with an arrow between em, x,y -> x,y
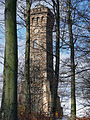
0,0 -> 90,120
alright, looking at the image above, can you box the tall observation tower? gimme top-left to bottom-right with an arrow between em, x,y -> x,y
18,4 -> 63,118
30,4 -> 54,114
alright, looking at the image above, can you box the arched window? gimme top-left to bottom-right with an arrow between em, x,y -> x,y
37,17 -> 39,24
41,16 -> 44,23
33,40 -> 38,48
32,17 -> 34,25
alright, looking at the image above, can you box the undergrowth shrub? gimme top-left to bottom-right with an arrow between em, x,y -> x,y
18,106 -> 51,120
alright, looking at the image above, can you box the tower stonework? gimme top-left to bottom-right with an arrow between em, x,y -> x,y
30,4 -> 54,114
18,4 -> 63,118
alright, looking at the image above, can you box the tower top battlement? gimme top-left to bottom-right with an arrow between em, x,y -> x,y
30,4 -> 54,28
30,3 -> 54,18
35,3 -> 45,8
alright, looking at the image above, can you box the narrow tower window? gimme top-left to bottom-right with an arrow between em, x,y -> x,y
32,17 -> 34,25
41,16 -> 44,23
33,40 -> 38,48
37,17 -> 39,24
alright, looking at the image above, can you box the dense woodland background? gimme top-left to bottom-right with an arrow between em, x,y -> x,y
0,0 -> 90,120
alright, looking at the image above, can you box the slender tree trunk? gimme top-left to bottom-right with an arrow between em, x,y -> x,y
67,0 -> 76,119
24,0 -> 31,112
1,0 -> 18,120
1,46 -> 6,113
51,0 -> 60,119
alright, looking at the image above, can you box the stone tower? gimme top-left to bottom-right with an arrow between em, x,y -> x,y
30,4 -> 54,114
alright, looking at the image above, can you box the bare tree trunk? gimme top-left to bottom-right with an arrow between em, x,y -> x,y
1,47 -> 6,113
24,0 -> 32,112
1,0 -> 18,120
67,0 -> 76,119
51,0 -> 60,119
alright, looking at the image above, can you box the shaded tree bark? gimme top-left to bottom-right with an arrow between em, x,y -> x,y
67,0 -> 76,119
1,46 -> 6,113
1,0 -> 18,120
51,0 -> 60,119
24,0 -> 32,112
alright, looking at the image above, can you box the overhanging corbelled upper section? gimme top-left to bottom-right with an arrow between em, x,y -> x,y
35,3 -> 45,8
30,3 -> 54,18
